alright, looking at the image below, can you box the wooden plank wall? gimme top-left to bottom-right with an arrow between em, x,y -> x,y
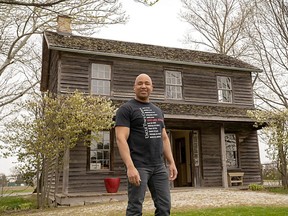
48,50 -> 60,94
200,124 -> 223,187
239,130 -> 262,184
57,52 -> 254,109
47,51 -> 259,192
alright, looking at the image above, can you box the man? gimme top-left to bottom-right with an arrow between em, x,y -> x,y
115,73 -> 178,216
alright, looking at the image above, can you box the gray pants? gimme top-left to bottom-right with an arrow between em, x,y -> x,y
126,164 -> 171,216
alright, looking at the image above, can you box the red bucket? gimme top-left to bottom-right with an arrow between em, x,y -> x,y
104,177 -> 120,193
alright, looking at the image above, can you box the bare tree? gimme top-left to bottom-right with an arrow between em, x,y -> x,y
0,0 -> 160,7
246,0 -> 288,187
180,0 -> 254,58
0,0 -> 128,120
248,0 -> 288,111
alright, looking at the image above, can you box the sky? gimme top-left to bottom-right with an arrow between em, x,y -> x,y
96,0 -> 190,48
0,0 -> 269,176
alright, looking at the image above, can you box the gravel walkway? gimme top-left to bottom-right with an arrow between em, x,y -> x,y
16,188 -> 288,216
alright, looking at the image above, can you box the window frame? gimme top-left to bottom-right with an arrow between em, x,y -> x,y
89,131 -> 111,171
217,76 -> 233,103
165,70 -> 183,100
225,133 -> 239,169
90,63 -> 111,96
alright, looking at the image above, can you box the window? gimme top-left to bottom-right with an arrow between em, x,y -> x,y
90,131 -> 110,170
91,63 -> 111,95
217,76 -> 232,103
192,131 -> 200,166
165,70 -> 182,99
225,133 -> 238,168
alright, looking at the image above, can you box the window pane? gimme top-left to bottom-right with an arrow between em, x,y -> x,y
166,86 -> 182,99
225,134 -> 238,168
165,71 -> 183,99
91,64 -> 111,80
90,131 -> 110,170
91,80 -> 110,95
217,76 -> 231,90
166,71 -> 182,85
217,76 -> 232,103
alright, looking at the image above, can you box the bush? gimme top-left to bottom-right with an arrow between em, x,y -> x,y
248,184 -> 264,191
0,195 -> 37,214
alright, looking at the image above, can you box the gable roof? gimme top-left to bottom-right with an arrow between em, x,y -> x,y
43,31 -> 261,72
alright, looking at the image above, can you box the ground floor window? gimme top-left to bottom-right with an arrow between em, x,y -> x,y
90,131 -> 110,171
225,133 -> 238,168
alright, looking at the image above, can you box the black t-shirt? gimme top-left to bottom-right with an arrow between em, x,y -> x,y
115,99 -> 165,168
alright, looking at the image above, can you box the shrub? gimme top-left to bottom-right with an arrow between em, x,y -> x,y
248,184 -> 264,191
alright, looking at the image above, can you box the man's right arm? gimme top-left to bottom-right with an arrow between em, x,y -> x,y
115,126 -> 141,186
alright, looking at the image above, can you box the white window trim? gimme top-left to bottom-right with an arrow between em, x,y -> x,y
217,76 -> 232,103
91,63 -> 111,96
165,70 -> 183,100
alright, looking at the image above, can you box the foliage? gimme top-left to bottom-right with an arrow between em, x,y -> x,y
0,91 -> 116,208
248,183 -> 264,191
248,109 -> 288,188
262,163 -> 281,181
0,195 -> 37,214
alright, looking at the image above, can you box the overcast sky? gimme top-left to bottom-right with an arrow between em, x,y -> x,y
97,0 -> 190,48
0,0 -> 269,176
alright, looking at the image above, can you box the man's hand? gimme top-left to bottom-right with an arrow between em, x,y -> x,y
127,166 -> 141,186
168,163 -> 178,181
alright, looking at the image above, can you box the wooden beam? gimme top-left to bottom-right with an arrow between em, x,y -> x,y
220,125 -> 228,188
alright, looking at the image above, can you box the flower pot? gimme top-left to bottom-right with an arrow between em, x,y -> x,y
104,177 -> 120,193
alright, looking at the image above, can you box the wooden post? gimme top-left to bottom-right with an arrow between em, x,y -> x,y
62,148 -> 70,194
220,125 -> 228,188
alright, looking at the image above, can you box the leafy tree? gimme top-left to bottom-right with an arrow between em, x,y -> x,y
248,109 -> 288,188
1,91 -> 116,208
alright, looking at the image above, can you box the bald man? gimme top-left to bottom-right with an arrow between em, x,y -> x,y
115,73 -> 178,216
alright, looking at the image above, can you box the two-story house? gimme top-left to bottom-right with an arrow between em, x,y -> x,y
40,17 -> 262,206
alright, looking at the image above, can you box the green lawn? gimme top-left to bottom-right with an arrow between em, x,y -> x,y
167,206 -> 288,216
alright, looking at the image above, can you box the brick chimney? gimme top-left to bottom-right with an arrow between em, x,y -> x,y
57,15 -> 72,35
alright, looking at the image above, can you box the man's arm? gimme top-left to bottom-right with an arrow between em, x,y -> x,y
162,128 -> 178,180
115,126 -> 141,186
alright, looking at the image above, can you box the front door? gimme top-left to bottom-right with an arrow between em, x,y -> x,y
171,130 -> 201,187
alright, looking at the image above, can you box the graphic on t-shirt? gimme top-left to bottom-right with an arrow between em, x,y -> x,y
139,107 -> 163,139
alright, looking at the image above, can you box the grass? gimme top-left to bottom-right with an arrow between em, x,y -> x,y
266,187 -> 288,195
0,195 -> 37,214
167,206 -> 288,216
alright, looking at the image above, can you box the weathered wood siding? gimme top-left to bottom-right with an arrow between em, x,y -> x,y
48,50 -> 60,93
200,124 -> 222,187
55,52 -> 254,108
45,50 -> 260,192
239,130 -> 262,185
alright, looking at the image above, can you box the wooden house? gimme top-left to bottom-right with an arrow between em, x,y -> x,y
41,19 -> 263,205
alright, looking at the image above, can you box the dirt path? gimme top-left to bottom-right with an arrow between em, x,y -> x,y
14,188 -> 288,216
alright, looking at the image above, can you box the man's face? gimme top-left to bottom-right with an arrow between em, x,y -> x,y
134,74 -> 153,102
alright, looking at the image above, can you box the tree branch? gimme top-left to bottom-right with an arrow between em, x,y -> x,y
0,0 -> 67,7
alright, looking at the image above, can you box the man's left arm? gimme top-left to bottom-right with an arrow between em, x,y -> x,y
162,128 -> 178,180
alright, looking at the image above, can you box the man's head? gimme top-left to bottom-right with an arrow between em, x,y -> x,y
134,73 -> 153,102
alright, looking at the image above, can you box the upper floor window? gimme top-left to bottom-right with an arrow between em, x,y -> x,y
225,133 -> 238,168
165,70 -> 182,99
217,76 -> 232,103
90,131 -> 110,171
91,63 -> 111,95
